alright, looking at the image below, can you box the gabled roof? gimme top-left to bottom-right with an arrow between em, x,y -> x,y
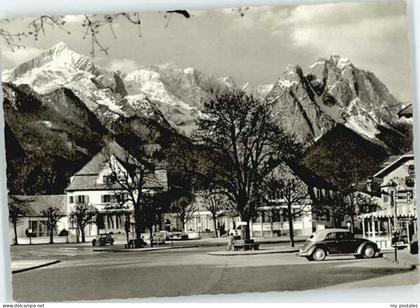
287,161 -> 337,191
66,141 -> 167,192
12,195 -> 66,216
379,155 -> 400,169
398,104 -> 412,118
373,152 -> 414,179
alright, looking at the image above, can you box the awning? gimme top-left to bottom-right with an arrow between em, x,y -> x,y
359,210 -> 417,219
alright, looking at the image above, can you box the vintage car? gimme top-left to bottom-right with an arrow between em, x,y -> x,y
299,228 -> 380,261
143,233 -> 166,246
92,233 -> 115,247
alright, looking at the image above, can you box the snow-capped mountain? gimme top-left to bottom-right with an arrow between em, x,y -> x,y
2,43 -> 412,193
2,42 -> 237,135
2,42 -> 130,124
121,65 -> 236,134
2,42 -> 174,131
265,55 -> 404,145
2,43 -> 407,144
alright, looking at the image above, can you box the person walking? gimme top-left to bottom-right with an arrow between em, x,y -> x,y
227,232 -> 235,251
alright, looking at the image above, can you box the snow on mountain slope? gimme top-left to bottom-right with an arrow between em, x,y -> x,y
242,82 -> 273,99
121,65 -> 236,135
265,55 -> 404,145
2,42 -> 169,127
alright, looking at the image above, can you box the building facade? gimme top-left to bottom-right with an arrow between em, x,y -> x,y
9,194 -> 67,244
359,152 -> 416,249
65,141 -> 168,241
164,162 -> 341,239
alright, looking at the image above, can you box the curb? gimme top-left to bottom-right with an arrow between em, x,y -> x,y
112,247 -> 171,253
381,254 -> 418,270
12,260 -> 61,274
207,249 -> 299,256
99,245 -> 199,253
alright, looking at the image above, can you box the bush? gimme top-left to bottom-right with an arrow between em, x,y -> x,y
58,229 -> 69,236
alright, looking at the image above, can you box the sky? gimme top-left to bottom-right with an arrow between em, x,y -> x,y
0,0 -> 412,101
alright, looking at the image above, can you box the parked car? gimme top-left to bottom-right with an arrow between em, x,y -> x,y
126,238 -> 148,248
299,228 -> 380,261
170,231 -> 189,240
92,233 -> 114,247
143,233 -> 166,246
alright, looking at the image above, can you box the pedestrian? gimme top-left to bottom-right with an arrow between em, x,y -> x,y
227,232 -> 235,251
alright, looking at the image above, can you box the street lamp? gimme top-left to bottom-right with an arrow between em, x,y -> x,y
387,180 -> 399,263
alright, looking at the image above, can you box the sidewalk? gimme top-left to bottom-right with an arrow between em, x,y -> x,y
207,246 -> 300,256
382,249 -> 419,269
11,259 -> 60,274
170,236 -> 305,248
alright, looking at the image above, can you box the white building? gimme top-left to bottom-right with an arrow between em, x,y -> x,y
65,141 -> 168,241
165,162 -> 341,239
359,152 -> 416,249
8,194 -> 68,244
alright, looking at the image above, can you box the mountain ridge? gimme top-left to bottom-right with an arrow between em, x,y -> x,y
2,42 -> 412,193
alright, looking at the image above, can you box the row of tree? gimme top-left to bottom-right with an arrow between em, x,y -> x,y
8,197 -> 98,245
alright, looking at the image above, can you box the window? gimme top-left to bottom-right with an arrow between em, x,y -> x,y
69,196 -> 74,204
101,193 -> 129,204
76,195 -> 89,204
326,209 -> 330,222
383,195 -> 389,203
336,232 -> 352,240
103,175 -> 111,184
101,194 -> 111,203
325,232 -> 336,240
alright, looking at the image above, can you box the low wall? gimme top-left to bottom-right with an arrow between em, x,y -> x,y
14,236 -> 69,245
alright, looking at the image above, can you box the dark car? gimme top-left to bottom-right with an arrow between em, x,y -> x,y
92,233 -> 114,247
299,228 -> 380,261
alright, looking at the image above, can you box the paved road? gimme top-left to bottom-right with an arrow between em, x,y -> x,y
11,245 -> 418,302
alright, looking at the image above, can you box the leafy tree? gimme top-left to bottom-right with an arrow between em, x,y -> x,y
103,145 -> 165,247
70,203 -> 98,243
40,207 -> 64,244
203,192 -> 229,237
170,191 -> 196,232
194,91 -> 301,240
8,195 -> 31,245
264,171 -> 310,247
141,190 -> 170,247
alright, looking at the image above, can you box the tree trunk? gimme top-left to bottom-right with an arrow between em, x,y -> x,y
49,228 -> 54,244
288,203 -> 295,247
149,227 -> 154,247
134,207 -> 142,247
13,222 -> 18,245
76,227 -> 80,243
80,226 -> 86,243
212,215 -> 218,238
244,219 -> 251,240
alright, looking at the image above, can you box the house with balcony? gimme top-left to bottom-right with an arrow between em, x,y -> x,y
65,141 -> 168,241
359,151 -> 416,249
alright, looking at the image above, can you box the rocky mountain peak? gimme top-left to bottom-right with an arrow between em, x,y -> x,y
266,55 -> 404,145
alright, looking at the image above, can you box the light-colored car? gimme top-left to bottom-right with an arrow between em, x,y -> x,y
299,228 -> 380,261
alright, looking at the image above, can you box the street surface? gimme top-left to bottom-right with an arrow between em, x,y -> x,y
10,244 -> 419,302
